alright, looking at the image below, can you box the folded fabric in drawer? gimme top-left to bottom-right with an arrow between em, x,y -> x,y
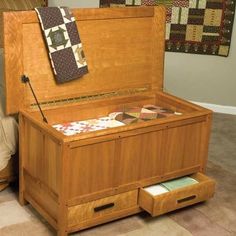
139,173 -> 215,216
144,176 -> 199,196
161,177 -> 199,191
144,184 -> 169,196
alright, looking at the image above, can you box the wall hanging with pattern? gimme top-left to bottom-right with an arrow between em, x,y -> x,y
100,0 -> 236,57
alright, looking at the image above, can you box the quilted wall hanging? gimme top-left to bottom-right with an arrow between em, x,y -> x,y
100,0 -> 236,57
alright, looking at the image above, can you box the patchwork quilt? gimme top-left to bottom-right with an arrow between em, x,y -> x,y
52,117 -> 124,136
35,7 -> 88,83
100,0 -> 236,57
53,105 -> 182,136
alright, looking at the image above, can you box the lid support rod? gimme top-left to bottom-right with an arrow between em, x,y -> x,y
21,75 -> 48,123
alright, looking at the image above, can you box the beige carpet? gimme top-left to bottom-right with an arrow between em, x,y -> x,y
0,113 -> 236,236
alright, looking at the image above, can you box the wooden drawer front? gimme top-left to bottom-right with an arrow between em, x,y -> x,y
139,173 -> 215,216
68,190 -> 138,227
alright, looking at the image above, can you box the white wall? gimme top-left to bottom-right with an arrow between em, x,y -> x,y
49,0 -> 236,107
164,15 -> 236,107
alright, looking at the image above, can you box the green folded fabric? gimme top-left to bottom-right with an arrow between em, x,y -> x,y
161,177 -> 198,191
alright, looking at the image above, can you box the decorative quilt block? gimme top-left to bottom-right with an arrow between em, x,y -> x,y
35,7 -> 88,83
171,7 -> 189,24
143,104 -> 182,117
110,113 -> 144,125
110,0 -> 126,7
110,107 -> 159,124
125,107 -> 157,119
141,0 -> 157,5
126,0 -> 142,5
100,0 -> 142,6
109,105 -> 182,125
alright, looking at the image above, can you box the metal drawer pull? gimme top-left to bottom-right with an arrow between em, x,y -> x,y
177,195 -> 196,204
94,203 -> 115,212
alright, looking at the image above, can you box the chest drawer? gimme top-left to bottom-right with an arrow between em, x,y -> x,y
138,172 -> 215,216
68,190 -> 138,228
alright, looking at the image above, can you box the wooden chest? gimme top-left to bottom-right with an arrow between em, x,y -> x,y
3,6 -> 215,236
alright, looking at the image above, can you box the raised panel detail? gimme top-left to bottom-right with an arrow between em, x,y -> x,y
117,131 -> 163,186
24,123 -> 60,194
25,123 -> 43,178
68,141 -> 116,199
162,122 -> 203,175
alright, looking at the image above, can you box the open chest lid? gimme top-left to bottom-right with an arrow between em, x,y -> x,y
3,6 -> 165,115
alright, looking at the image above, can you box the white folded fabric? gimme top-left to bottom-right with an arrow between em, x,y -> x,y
144,184 -> 169,196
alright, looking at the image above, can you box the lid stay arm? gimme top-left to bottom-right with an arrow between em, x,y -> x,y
21,75 -> 48,124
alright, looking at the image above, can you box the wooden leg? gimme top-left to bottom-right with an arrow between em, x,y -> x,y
57,207 -> 68,236
57,229 -> 68,236
57,144 -> 70,236
19,190 -> 28,205
19,171 -> 28,206
19,115 -> 28,206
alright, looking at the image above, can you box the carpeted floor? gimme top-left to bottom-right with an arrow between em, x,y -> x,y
0,113 -> 235,236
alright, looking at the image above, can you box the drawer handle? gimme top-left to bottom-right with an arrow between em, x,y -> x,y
177,195 -> 196,204
94,203 -> 115,212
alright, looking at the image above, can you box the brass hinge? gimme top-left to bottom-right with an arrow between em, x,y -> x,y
30,86 -> 150,109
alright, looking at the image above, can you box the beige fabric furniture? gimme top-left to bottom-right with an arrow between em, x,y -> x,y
0,49 -> 18,191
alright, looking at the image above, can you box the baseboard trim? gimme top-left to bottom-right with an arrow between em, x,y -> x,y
191,101 -> 236,115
